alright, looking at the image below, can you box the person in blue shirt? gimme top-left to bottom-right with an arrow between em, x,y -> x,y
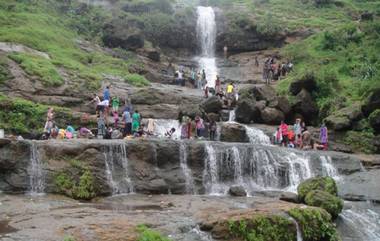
103,86 -> 110,101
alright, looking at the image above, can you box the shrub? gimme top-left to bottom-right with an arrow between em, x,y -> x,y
137,225 -> 171,241
344,130 -> 376,154
297,177 -> 338,202
125,73 -> 149,87
305,190 -> 344,218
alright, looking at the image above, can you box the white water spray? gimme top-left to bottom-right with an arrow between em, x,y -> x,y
28,141 -> 45,195
196,6 -> 218,88
180,142 -> 196,194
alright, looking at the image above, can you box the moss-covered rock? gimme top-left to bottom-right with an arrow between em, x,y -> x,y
227,215 -> 297,241
288,207 -> 341,241
305,190 -> 343,218
297,177 -> 337,202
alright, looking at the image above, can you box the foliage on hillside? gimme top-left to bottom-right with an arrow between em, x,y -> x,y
0,0 -> 148,89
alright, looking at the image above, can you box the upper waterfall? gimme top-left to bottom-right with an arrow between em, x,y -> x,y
196,6 -> 218,88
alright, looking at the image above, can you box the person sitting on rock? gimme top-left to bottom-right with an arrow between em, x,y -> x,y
165,128 -> 176,139
280,121 -> 289,147
319,123 -> 328,151
78,127 -> 94,139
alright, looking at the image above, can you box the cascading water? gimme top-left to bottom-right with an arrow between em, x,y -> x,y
28,141 -> 45,195
203,144 -> 312,195
179,142 -> 196,194
104,143 -> 134,195
244,125 -> 271,145
196,6 -> 218,88
153,119 -> 181,140
320,155 -> 340,179
228,110 -> 236,122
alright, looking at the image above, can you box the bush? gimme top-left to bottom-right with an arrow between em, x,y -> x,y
125,73 -> 149,87
344,130 -> 376,154
0,56 -> 11,84
256,13 -> 281,36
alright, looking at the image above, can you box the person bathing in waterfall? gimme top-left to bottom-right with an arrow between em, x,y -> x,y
146,118 -> 155,136
209,119 -> 217,141
122,107 -> 132,137
132,110 -> 141,134
215,75 -> 221,94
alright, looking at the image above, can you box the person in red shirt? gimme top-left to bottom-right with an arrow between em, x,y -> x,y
280,121 -> 289,147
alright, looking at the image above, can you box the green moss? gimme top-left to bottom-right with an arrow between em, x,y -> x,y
63,236 -> 75,241
125,73 -> 150,87
305,190 -> 344,218
0,56 -> 11,84
297,177 -> 337,202
369,109 -> 380,127
137,225 -> 171,241
228,215 -> 296,241
55,163 -> 96,201
288,207 -> 341,241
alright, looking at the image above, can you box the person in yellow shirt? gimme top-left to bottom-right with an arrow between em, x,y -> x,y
226,83 -> 234,109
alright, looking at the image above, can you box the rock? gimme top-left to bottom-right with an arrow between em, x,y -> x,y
228,185 -> 247,196
292,89 -> 319,124
338,169 -> 380,203
289,74 -> 317,95
324,115 -> 351,131
0,138 -> 11,147
201,96 -> 223,114
251,85 -> 277,102
361,11 -> 373,21
260,107 -> 284,125
275,96 -> 291,116
325,104 -> 363,131
102,19 -> 144,50
235,97 -> 257,124
220,122 -> 248,143
297,177 -> 337,202
369,110 -> 380,133
362,88 -> 380,116
279,192 -> 300,204
304,190 -> 343,218
111,130 -> 123,139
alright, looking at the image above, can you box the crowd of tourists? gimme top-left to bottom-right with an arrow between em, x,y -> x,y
272,119 -> 328,151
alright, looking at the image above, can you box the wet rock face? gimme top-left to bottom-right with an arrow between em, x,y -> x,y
201,96 -> 223,114
291,89 -> 319,125
220,122 -> 249,143
228,185 -> 247,196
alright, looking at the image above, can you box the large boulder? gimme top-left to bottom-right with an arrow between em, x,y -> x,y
362,88 -> 380,116
325,104 -> 363,131
220,122 -> 248,143
304,190 -> 343,219
251,85 -> 277,102
369,109 -> 380,133
201,96 -> 223,114
228,185 -> 247,196
297,177 -> 338,202
289,74 -> 317,95
280,192 -> 300,204
275,96 -> 291,116
260,107 -> 284,125
235,97 -> 257,124
292,89 -> 319,124
102,20 -> 144,50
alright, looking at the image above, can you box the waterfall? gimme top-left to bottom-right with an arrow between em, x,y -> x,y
196,6 -> 218,88
244,125 -> 271,145
228,110 -> 236,122
103,143 -> 134,195
339,202 -> 380,241
179,142 -> 196,194
289,217 -> 303,241
28,141 -> 45,195
203,144 -> 312,195
320,156 -> 340,180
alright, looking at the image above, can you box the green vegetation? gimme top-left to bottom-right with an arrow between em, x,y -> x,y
344,130 -> 376,153
304,190 -> 344,218
297,177 -> 337,202
0,0 -> 147,89
0,55 -> 11,84
125,73 -> 150,87
63,236 -> 76,241
289,207 -> 341,241
55,160 -> 96,200
137,225 -> 171,241
0,94 -> 76,134
228,215 -> 296,241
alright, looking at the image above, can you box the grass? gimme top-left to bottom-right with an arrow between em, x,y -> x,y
136,225 -> 171,241
0,0 -> 148,89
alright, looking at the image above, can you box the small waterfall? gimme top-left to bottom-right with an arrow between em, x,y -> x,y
289,217 -> 303,241
104,143 -> 134,195
320,156 -> 340,179
203,144 -> 313,195
28,141 -> 45,195
228,110 -> 236,122
179,142 -> 196,194
196,6 -> 218,88
244,125 -> 271,145
339,203 -> 380,241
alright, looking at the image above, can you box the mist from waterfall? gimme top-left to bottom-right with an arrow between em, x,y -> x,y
28,141 -> 45,195
196,6 -> 218,88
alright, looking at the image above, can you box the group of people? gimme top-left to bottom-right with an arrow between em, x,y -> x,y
263,57 -> 293,85
272,119 -> 328,151
179,115 -> 217,141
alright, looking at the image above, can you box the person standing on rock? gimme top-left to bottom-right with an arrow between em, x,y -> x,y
280,121 -> 289,147
293,118 -> 302,142
103,86 -> 110,102
226,83 -> 234,109
197,72 -> 202,89
209,119 -> 217,141
255,56 -> 259,67
215,75 -> 221,94
146,118 -> 155,136
112,96 -> 120,113
202,69 -> 206,86
319,123 -> 328,151
122,107 -> 132,137
132,110 -> 141,134
195,116 -> 205,138
223,45 -> 228,59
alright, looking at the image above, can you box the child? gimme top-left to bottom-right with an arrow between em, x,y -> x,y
113,111 -> 119,129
